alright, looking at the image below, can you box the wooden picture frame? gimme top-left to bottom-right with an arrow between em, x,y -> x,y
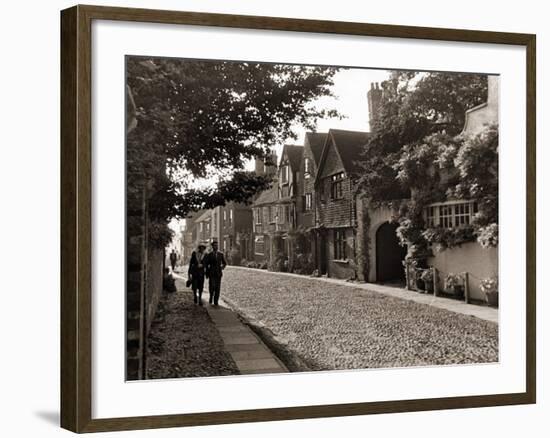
61,4 -> 536,433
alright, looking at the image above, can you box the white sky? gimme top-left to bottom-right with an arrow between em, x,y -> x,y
292,68 -> 391,144
169,66 -> 392,238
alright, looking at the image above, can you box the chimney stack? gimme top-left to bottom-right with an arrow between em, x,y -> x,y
254,157 -> 265,176
255,150 -> 277,177
367,82 -> 383,130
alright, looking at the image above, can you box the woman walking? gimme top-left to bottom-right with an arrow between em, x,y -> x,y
188,244 -> 206,305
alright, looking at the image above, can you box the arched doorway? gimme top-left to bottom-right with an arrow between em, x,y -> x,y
376,222 -> 406,283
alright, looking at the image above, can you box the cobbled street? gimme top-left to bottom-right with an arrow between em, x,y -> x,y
221,267 -> 499,371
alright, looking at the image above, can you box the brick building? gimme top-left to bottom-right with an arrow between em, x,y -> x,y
251,184 -> 278,263
194,209 -> 212,247
218,202 -> 254,263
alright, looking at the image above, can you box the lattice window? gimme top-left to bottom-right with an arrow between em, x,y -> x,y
454,202 -> 471,227
439,205 -> 454,228
424,201 -> 477,229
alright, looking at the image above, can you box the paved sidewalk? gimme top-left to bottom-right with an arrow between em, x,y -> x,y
206,303 -> 288,375
230,266 -> 498,324
172,271 -> 288,375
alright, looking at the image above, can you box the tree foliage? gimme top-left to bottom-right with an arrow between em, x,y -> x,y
356,71 -> 487,202
127,57 -> 339,223
355,71 -> 497,253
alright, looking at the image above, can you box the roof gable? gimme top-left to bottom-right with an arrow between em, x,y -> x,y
279,144 -> 304,171
304,132 -> 328,165
314,129 -> 370,185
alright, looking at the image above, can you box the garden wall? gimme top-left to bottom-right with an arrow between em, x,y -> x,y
429,242 -> 498,301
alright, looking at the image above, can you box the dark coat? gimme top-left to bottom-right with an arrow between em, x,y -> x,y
205,251 -> 227,278
188,251 -> 206,287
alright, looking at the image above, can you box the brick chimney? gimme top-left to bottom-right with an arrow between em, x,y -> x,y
367,82 -> 383,130
254,157 -> 265,176
255,150 -> 277,177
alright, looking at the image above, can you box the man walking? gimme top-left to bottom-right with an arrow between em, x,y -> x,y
169,249 -> 178,272
205,240 -> 227,306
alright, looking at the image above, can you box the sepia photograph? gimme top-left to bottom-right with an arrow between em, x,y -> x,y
125,56 -> 499,381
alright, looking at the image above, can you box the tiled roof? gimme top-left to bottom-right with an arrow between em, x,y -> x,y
305,132 -> 328,165
280,144 -> 304,171
252,184 -> 278,207
329,129 -> 370,174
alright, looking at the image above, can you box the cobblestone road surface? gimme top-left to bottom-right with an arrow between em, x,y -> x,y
220,267 -> 499,371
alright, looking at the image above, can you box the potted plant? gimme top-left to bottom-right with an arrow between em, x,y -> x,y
420,268 -> 434,293
445,273 -> 464,299
481,277 -> 499,307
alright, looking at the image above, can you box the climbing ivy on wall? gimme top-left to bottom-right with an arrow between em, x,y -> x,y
355,71 -> 497,258
393,124 -> 499,255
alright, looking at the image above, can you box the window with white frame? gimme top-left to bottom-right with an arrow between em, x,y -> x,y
254,208 -> 262,225
330,172 -> 345,200
229,209 -> 233,225
304,157 -> 312,178
281,164 -> 289,184
424,201 -> 477,229
304,193 -> 312,211
454,203 -> 471,227
439,204 -> 453,228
